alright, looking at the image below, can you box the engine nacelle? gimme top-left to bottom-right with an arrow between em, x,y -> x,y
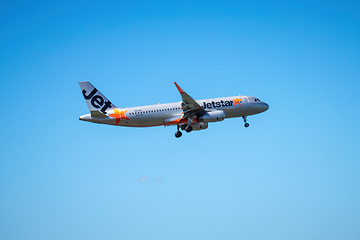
181,122 -> 208,131
198,110 -> 225,123
192,122 -> 208,130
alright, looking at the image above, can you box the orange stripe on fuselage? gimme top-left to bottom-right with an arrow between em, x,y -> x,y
164,117 -> 197,126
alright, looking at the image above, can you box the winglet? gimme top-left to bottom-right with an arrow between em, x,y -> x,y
174,82 -> 185,94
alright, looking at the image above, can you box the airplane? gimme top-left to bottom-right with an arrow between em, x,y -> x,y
78,81 -> 269,138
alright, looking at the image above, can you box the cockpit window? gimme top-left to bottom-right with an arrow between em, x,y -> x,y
254,98 -> 261,102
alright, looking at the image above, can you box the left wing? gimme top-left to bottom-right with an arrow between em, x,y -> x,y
174,82 -> 206,119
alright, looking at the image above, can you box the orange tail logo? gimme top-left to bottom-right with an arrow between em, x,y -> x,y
109,108 -> 129,125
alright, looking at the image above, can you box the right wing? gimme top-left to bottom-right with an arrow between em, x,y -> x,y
174,82 -> 206,119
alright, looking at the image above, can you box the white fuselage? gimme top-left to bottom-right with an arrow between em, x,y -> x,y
79,95 -> 269,127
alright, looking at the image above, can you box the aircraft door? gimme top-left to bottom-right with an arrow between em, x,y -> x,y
242,96 -> 250,108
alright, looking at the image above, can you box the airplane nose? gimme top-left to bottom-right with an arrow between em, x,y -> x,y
264,102 -> 269,111
260,102 -> 269,112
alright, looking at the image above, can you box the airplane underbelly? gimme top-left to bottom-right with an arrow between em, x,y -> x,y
124,115 -> 167,127
224,108 -> 244,118
224,108 -> 261,118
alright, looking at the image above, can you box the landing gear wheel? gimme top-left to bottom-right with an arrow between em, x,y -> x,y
242,116 -> 249,128
185,125 -> 193,133
175,131 -> 182,138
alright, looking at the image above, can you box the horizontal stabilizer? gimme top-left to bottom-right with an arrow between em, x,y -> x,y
91,110 -> 108,118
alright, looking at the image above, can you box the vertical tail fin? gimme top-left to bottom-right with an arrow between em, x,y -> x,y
78,81 -> 117,114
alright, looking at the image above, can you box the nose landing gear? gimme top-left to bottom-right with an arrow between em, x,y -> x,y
243,116 -> 249,128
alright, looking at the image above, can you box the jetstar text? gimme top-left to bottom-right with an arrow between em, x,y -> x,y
202,100 -> 233,109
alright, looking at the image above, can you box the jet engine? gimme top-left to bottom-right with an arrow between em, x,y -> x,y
181,122 -> 208,131
198,110 -> 225,122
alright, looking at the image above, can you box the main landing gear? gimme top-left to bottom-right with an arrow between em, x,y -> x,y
175,131 -> 182,138
185,117 -> 193,133
243,116 -> 249,128
185,125 -> 193,132
175,119 -> 193,138
175,124 -> 182,138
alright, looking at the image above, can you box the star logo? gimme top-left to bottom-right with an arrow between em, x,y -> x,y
232,97 -> 242,106
109,108 -> 129,125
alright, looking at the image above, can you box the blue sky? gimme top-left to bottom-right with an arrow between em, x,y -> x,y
1,1 -> 360,239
